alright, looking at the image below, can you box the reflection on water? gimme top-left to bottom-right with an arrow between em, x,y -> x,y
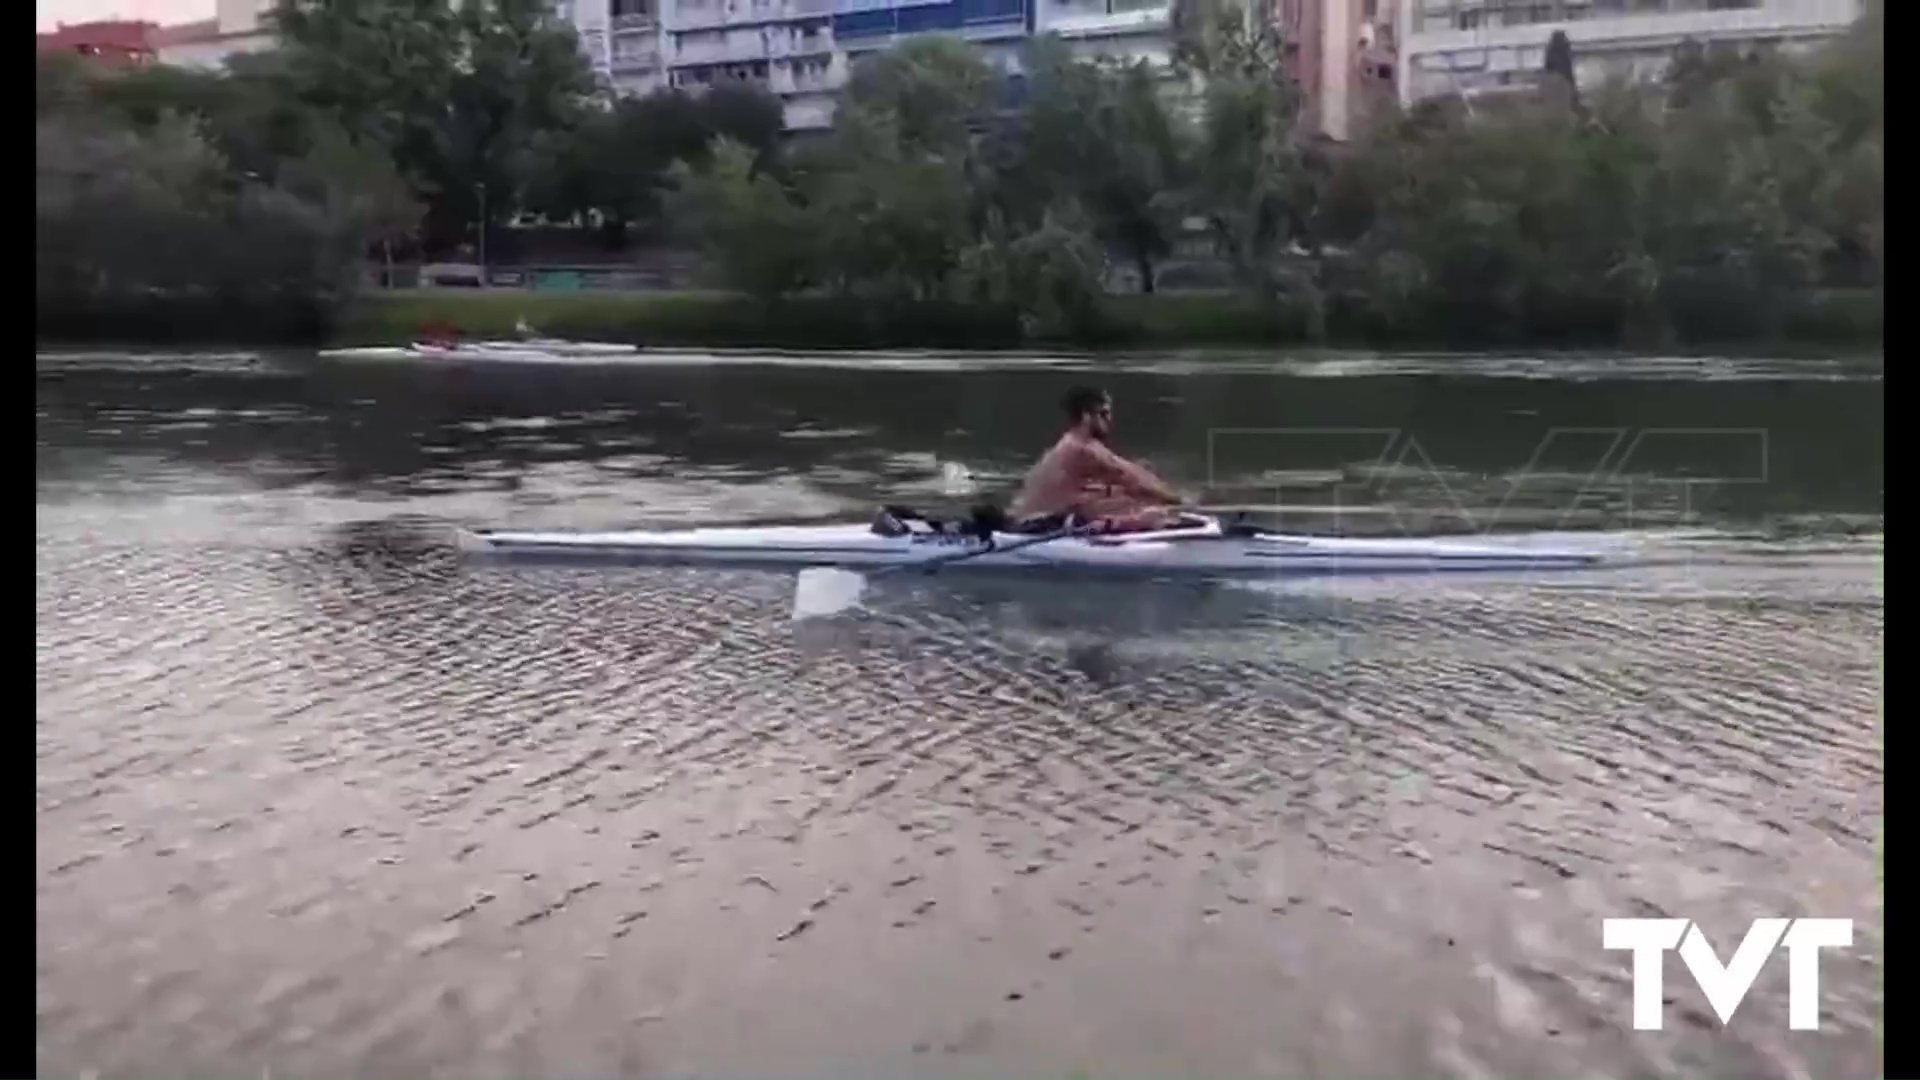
36,352 -> 1881,1078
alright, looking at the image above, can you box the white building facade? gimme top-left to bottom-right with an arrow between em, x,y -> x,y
152,0 -> 275,69
1396,0 -> 1861,103
557,0 -> 668,96
638,0 -> 1185,130
664,0 -> 841,129
1042,0 -> 1178,69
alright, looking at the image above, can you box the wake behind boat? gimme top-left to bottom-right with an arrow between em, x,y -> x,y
459,508 -> 1622,578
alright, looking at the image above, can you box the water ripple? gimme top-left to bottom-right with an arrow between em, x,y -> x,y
36,353 -> 1882,1076
37,506 -> 1880,1077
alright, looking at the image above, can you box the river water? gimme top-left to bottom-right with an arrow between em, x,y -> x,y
36,349 -> 1883,1078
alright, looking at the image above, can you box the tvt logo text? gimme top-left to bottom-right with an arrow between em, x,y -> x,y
1603,917 -> 1853,1031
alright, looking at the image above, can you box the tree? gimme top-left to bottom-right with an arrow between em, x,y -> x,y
524,82 -> 785,244
269,0 -> 595,253
698,81 -> 787,165
838,36 -> 1000,156
954,203 -> 1108,337
36,53 -> 92,117
1542,29 -> 1584,116
656,8 -> 1880,345
1015,38 -> 1189,292
666,139 -> 818,300
1170,0 -> 1311,295
777,38 -> 1002,300
804,112 -> 978,299
37,98 -> 414,334
37,111 -> 226,302
1543,30 -> 1576,85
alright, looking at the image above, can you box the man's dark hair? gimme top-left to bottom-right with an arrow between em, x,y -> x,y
1062,386 -> 1109,422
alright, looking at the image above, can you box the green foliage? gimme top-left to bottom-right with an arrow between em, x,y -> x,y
635,2 -> 1885,346
337,283 -> 1874,352
668,38 -> 995,307
35,53 -> 421,342
269,0 -> 595,247
524,81 -> 786,244
1014,38 -> 1189,292
35,0 -> 1883,350
1316,9 -> 1882,345
665,140 -> 818,301
840,36 -> 1001,154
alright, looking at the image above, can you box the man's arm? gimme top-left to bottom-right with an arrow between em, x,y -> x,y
1078,441 -> 1182,504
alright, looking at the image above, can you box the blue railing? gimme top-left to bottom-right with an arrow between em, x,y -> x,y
831,0 -> 1029,40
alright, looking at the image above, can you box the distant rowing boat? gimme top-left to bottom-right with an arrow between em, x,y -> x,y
474,338 -> 637,357
320,338 -> 639,363
460,510 -> 1624,579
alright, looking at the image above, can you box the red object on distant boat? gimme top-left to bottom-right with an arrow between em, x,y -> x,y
36,20 -> 158,68
417,317 -> 459,348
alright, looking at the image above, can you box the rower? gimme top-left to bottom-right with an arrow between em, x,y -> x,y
1009,386 -> 1186,534
418,316 -> 458,348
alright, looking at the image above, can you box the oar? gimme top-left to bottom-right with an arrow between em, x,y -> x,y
790,521 -> 1097,621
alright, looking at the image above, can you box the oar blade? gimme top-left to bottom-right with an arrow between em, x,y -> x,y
792,566 -> 869,621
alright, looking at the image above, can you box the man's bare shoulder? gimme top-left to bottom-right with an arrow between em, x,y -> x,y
1067,435 -> 1129,467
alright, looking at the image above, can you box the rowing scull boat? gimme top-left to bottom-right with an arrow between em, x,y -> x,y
319,339 -> 639,363
459,511 -> 1618,578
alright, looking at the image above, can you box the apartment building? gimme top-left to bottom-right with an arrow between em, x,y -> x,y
689,0 -> 1404,136
151,0 -> 275,69
1396,0 -> 1860,102
664,0 -> 840,128
558,0 -> 668,95
835,0 -> 1036,76
1039,0 -> 1176,73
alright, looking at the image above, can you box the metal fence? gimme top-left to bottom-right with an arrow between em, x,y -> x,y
366,261 -> 705,292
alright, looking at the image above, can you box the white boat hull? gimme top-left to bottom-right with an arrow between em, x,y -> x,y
319,339 -> 637,362
460,516 -> 1616,578
472,339 -> 637,357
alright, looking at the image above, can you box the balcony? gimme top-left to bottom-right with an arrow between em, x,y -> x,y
612,12 -> 657,30
766,58 -> 840,93
1404,0 -> 1860,57
675,39 -> 756,63
611,49 -> 659,71
1043,3 -> 1173,40
672,26 -> 831,64
669,0 -> 836,31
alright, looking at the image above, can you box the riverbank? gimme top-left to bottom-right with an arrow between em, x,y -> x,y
332,287 -> 1883,353
32,286 -> 1883,354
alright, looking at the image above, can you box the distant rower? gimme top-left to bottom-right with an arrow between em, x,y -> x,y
1009,386 -> 1185,534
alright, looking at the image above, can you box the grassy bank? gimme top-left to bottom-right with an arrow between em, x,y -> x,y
332,287 -> 1884,353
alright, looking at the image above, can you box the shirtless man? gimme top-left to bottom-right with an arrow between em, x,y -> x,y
1008,386 -> 1187,533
